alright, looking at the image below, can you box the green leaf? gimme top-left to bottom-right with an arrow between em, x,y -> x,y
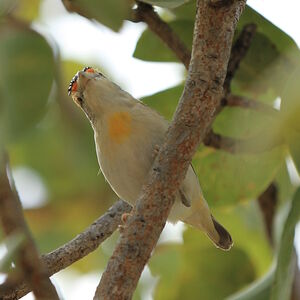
237,6 -> 298,54
143,86 -> 285,206
227,265 -> 274,300
0,20 -> 55,142
171,4 -> 298,54
151,228 -> 256,300
271,188 -> 300,300
193,147 -> 284,207
232,32 -> 284,96
275,162 -> 297,205
139,0 -> 191,8
231,7 -> 300,101
63,0 -> 132,32
280,66 -> 300,173
13,0 -> 41,22
171,0 -> 196,20
134,20 -> 193,62
142,84 -> 184,120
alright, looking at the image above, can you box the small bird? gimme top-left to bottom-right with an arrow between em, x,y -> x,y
68,67 -> 233,250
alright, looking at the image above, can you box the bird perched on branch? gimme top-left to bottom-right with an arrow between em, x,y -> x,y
68,67 -> 233,250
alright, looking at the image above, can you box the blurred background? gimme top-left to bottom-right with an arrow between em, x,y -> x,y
0,0 -> 300,299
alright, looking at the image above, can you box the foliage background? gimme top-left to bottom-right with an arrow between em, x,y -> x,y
0,0 -> 300,299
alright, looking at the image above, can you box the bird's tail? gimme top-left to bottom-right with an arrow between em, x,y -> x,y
183,202 -> 233,251
209,216 -> 233,250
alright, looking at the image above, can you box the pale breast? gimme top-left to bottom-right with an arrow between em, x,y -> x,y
94,104 -> 168,205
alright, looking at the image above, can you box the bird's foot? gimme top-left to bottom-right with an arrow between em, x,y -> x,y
152,144 -> 160,158
118,212 -> 133,234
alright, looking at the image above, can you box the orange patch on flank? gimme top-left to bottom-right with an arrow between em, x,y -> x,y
108,112 -> 132,143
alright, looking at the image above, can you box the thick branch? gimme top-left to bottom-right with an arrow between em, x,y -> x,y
132,2 -> 191,69
94,1 -> 247,299
0,200 -> 132,300
0,152 -> 59,300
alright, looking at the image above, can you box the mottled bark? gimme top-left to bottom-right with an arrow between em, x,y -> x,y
0,200 -> 132,300
94,1 -> 247,299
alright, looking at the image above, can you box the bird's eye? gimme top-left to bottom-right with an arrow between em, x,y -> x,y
76,96 -> 84,106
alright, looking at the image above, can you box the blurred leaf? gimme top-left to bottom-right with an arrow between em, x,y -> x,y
227,265 -> 274,300
13,0 -> 41,22
0,19 -> 55,142
232,32 -> 286,96
194,147 -> 284,207
134,20 -> 193,62
237,6 -> 298,55
62,0 -> 132,32
0,232 -> 25,273
151,228 -> 256,300
232,7 -> 299,102
271,188 -> 300,300
274,162 -> 296,205
280,66 -> 300,173
289,137 -> 300,174
213,202 -> 273,276
143,86 -> 285,206
140,0 -> 191,8
171,4 -> 297,54
170,0 -> 196,20
213,106 -> 277,139
24,197 -> 113,272
142,84 -> 183,119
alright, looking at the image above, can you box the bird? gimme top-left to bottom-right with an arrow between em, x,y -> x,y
68,67 -> 233,250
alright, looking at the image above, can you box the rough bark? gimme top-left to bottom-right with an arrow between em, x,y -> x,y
0,200 -> 131,300
94,1 -> 247,299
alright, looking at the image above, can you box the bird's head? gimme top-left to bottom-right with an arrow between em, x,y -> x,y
68,67 -> 134,125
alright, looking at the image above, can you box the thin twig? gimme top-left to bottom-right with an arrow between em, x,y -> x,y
257,183 -> 278,245
223,94 -> 279,115
224,23 -> 257,93
94,1 -> 247,299
132,2 -> 191,69
0,200 -> 132,300
203,130 -> 283,154
0,152 -> 59,300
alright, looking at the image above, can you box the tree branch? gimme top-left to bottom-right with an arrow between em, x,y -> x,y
257,183 -> 277,245
94,1 -> 247,299
203,129 -> 283,154
0,200 -> 132,300
0,152 -> 59,300
223,94 -> 279,114
132,2 -> 191,69
224,23 -> 257,93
